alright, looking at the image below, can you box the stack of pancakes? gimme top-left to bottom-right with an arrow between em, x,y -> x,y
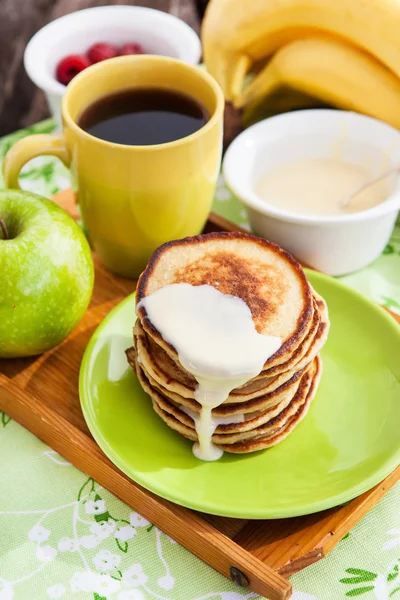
127,232 -> 329,454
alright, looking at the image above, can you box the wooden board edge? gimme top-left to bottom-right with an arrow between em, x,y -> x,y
279,466 -> 400,577
207,211 -> 248,233
319,466 -> 400,556
278,549 -> 325,578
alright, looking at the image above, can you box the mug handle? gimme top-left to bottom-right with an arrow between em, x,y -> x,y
2,133 -> 71,189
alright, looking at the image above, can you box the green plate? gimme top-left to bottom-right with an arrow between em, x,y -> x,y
79,271 -> 400,518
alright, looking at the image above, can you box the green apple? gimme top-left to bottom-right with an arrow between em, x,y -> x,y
0,190 -> 94,358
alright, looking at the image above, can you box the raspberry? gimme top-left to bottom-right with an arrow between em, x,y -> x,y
119,43 -> 145,55
56,54 -> 90,85
87,42 -> 119,64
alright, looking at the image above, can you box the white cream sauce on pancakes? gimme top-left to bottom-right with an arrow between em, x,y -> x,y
181,405 -> 245,426
137,283 -> 281,461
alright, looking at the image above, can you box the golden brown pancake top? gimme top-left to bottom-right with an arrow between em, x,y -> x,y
137,232 -> 314,364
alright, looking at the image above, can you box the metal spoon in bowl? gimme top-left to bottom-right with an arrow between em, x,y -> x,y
341,164 -> 400,209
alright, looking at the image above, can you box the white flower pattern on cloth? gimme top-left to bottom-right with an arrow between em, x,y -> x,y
158,574 -> 175,590
115,525 -> 136,541
218,593 -> 258,599
166,534 -> 177,545
70,570 -> 122,595
374,573 -> 392,599
0,578 -> 13,600
94,574 -> 121,595
122,564 -> 148,588
28,524 -> 50,543
43,450 -> 71,466
70,570 -> 98,593
90,519 -> 116,539
382,529 -> 400,550
118,591 -> 145,600
93,549 -> 121,571
79,534 -> 99,549
36,545 -> 57,562
129,512 -> 150,528
46,584 -> 66,598
57,537 -> 78,552
85,499 -> 106,514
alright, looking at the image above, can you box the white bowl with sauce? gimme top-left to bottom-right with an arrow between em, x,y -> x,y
223,109 -> 400,275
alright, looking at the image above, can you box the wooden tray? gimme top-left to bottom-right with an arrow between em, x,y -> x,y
0,190 -> 399,600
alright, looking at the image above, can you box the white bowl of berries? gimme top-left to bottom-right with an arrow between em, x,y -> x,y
24,5 -> 201,126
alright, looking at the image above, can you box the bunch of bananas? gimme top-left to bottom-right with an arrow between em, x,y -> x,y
202,0 -> 400,128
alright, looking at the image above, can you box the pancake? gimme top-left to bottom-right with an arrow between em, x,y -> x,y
140,356 -> 321,453
137,295 -> 320,383
128,231 -> 329,459
133,320 -> 301,403
260,295 -> 321,377
220,357 -> 321,453
128,344 -> 308,416
135,356 -> 318,439
136,232 -> 314,370
132,289 -> 328,400
134,320 -> 196,395
253,293 -> 328,392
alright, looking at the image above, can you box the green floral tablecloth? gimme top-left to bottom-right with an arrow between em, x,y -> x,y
0,120 -> 399,600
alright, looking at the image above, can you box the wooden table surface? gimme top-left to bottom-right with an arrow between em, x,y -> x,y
0,0 -> 207,137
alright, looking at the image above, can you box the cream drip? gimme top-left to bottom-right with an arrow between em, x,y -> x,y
138,284 -> 281,461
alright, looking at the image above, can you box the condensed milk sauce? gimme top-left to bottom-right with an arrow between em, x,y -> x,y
255,157 -> 390,216
138,283 -> 281,461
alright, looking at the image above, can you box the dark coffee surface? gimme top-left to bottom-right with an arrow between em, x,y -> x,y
78,88 -> 209,145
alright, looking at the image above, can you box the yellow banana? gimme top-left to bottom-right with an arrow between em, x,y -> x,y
241,87 -> 327,127
202,0 -> 400,101
235,37 -> 400,129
